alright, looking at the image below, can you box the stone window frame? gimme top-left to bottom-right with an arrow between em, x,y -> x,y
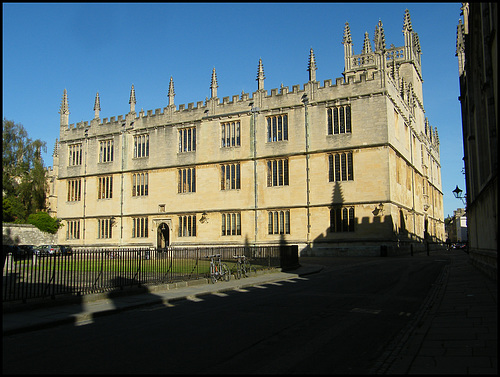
98,139 -> 114,163
68,143 -> 82,166
220,163 -> 241,190
330,206 -> 355,233
178,215 -> 197,237
178,126 -> 196,153
178,167 -> 196,194
133,134 -> 149,158
132,217 -> 148,238
328,152 -> 354,182
266,114 -> 288,142
268,210 -> 290,235
66,219 -> 80,240
98,175 -> 113,199
221,212 -> 241,236
67,178 -> 82,202
132,172 -> 148,197
221,120 -> 241,148
327,105 -> 352,135
97,218 -> 113,239
267,158 -> 289,187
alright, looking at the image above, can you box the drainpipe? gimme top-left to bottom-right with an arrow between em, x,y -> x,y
83,127 -> 89,245
120,123 -> 126,246
302,94 -> 311,251
250,103 -> 259,247
410,130 -> 416,253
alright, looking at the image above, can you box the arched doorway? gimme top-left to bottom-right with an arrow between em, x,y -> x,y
157,223 -> 170,249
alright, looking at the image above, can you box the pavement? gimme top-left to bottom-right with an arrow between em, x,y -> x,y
378,250 -> 498,374
3,251 -> 497,374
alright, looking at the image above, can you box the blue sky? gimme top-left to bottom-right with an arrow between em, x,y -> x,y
3,2 -> 465,218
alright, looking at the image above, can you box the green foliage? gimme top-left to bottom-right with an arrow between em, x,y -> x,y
3,197 -> 26,222
27,212 -> 61,234
2,118 -> 48,222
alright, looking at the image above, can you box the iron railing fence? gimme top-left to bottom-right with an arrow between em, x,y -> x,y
3,245 -> 298,303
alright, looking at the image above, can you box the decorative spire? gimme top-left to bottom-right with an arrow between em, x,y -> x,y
129,84 -> 136,113
403,8 -> 412,32
456,19 -> 466,75
342,22 -> 352,45
342,22 -> 353,72
256,58 -> 265,91
308,48 -> 317,82
391,57 -> 399,84
373,20 -> 386,52
168,76 -> 175,106
413,32 -> 421,54
400,77 -> 406,100
210,68 -> 218,98
362,32 -> 372,54
402,9 -> 414,60
93,92 -> 101,119
53,138 -> 59,157
59,89 -> 69,127
460,2 -> 469,34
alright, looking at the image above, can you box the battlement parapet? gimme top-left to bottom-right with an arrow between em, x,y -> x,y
60,69 -> 389,140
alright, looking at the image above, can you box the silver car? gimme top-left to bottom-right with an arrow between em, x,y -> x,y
36,245 -> 61,256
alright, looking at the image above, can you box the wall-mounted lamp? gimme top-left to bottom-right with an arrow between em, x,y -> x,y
452,185 -> 466,205
199,212 -> 208,224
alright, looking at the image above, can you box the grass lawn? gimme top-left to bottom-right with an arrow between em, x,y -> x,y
9,257 -> 267,274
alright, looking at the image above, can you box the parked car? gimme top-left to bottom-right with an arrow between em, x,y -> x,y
32,245 -> 48,257
17,245 -> 36,259
58,245 -> 73,256
36,245 -> 61,256
4,245 -> 28,261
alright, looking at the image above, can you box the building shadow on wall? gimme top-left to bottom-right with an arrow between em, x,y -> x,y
310,182 -> 425,257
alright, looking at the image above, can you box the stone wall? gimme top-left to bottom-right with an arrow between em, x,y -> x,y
2,224 -> 58,246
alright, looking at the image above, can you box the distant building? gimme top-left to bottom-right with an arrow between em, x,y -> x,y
446,208 -> 467,243
456,3 -> 497,279
47,9 -> 444,256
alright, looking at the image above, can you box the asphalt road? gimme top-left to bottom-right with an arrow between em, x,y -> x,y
3,255 -> 450,374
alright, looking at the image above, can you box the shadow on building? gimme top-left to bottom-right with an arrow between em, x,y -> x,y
307,182 -> 437,257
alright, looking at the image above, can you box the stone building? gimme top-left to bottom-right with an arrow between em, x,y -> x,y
456,3 -> 497,278
445,208 -> 467,244
48,9 -> 444,255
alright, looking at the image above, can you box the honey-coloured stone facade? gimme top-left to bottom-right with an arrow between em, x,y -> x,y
47,9 -> 444,255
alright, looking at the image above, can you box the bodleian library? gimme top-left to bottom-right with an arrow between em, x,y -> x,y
46,9 -> 444,256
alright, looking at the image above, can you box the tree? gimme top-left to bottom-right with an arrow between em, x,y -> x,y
2,119 -> 48,222
27,212 -> 61,234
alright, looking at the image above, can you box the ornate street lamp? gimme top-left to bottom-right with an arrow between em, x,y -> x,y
452,185 -> 466,205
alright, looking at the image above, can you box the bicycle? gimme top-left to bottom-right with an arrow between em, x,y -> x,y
205,254 -> 230,283
232,255 -> 251,279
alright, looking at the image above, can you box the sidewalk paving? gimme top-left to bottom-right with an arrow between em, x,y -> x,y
383,250 -> 497,374
3,252 -> 497,374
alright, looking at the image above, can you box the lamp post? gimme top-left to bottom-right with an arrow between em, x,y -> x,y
452,185 -> 468,251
